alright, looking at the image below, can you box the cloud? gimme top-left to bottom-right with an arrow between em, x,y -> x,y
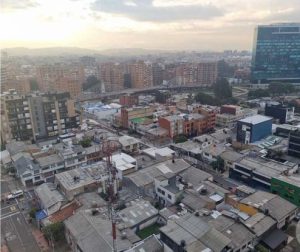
1,0 -> 38,10
91,0 -> 223,22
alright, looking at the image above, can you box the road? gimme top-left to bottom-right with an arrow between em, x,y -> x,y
1,178 -> 40,252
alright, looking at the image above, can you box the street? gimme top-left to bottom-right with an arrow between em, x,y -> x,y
1,177 -> 41,252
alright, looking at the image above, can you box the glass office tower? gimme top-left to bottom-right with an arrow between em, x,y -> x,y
251,23 -> 300,83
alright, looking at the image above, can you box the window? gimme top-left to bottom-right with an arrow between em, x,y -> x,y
161,190 -> 165,195
168,194 -> 172,200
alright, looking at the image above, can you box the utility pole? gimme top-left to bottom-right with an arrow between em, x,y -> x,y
102,140 -> 120,252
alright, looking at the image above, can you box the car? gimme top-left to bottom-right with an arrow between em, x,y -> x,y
6,190 -> 24,200
294,212 -> 300,221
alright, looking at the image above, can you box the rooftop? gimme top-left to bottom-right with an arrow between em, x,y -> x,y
172,141 -> 203,154
273,175 -> 300,187
36,154 -> 63,167
64,209 -> 137,252
111,152 -> 137,171
207,215 -> 255,250
243,213 -> 276,237
237,156 -> 297,178
142,147 -> 174,159
119,200 -> 158,228
126,159 -> 191,187
220,150 -> 244,163
55,164 -> 107,191
124,235 -> 163,252
119,135 -> 140,147
260,196 -> 298,222
239,115 -> 272,125
179,167 -> 212,188
160,213 -> 231,251
35,183 -> 65,214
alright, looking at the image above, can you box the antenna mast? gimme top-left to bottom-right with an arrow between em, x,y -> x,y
102,140 -> 120,252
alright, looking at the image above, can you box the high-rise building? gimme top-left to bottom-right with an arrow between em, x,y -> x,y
36,64 -> 84,98
1,90 -> 79,143
152,63 -> 164,86
29,92 -> 79,139
1,91 -> 33,142
251,23 -> 300,83
129,61 -> 153,89
175,62 -> 218,86
99,63 -> 125,92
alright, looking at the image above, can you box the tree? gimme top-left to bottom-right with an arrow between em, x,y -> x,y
187,93 -> 194,105
211,157 -> 225,173
173,134 -> 188,143
29,78 -> 39,91
42,222 -> 65,242
194,92 -> 217,105
248,89 -> 270,98
29,208 -> 39,219
214,78 -> 232,100
79,137 -> 92,148
82,75 -> 101,91
268,82 -> 295,95
155,91 -> 170,104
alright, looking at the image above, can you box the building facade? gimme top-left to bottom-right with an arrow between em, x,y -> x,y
1,91 -> 33,142
271,176 -> 300,207
129,61 -> 153,89
251,23 -> 300,83
265,102 -> 294,124
1,90 -> 79,143
99,63 -> 125,92
288,129 -> 300,158
236,115 -> 272,144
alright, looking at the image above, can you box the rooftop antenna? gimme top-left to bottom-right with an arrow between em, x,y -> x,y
102,140 -> 120,252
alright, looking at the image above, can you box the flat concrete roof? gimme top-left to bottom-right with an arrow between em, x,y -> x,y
239,115 -> 272,125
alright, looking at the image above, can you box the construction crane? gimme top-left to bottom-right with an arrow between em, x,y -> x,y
102,140 -> 120,252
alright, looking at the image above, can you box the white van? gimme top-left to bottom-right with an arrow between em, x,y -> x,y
6,190 -> 24,200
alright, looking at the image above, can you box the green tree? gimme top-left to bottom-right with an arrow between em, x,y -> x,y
268,82 -> 295,95
214,78 -> 232,100
211,157 -> 225,173
79,137 -> 92,148
29,208 -> 39,219
29,78 -> 39,91
173,134 -> 188,143
42,222 -> 65,242
187,93 -> 194,105
194,92 -> 217,105
248,89 -> 270,98
155,91 -> 170,104
82,75 -> 100,91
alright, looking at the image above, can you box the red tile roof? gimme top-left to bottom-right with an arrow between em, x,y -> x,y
48,200 -> 81,223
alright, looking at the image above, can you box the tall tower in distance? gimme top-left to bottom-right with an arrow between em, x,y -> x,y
251,23 -> 300,84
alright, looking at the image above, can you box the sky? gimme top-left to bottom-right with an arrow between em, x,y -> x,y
1,0 -> 300,51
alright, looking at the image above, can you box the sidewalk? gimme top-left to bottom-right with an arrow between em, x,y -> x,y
32,229 -> 50,252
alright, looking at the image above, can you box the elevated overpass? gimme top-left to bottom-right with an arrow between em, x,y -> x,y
77,84 -> 212,102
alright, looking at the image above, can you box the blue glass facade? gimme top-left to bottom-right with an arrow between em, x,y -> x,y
251,23 -> 300,83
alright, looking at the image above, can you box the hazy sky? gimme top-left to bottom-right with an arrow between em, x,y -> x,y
1,0 -> 300,50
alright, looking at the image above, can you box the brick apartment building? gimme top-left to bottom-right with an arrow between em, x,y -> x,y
120,106 -> 155,128
99,63 -> 125,92
119,94 -> 138,107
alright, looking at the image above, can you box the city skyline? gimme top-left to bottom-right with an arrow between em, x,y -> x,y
1,0 -> 300,51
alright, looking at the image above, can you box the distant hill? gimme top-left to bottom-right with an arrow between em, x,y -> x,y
2,47 -> 101,56
2,47 -> 175,57
99,48 -> 174,56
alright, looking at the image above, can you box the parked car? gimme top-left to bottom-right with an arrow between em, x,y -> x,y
6,190 -> 24,200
